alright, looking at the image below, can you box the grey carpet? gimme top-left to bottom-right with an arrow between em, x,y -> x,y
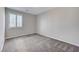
2,34 -> 79,52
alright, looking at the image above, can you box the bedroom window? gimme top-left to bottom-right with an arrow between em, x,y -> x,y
9,13 -> 22,28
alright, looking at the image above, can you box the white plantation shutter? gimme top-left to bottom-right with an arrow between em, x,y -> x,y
17,15 -> 22,27
9,13 -> 22,28
9,14 -> 16,28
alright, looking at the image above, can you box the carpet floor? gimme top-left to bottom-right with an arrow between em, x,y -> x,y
2,34 -> 79,52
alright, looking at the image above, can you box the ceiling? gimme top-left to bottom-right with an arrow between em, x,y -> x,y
8,7 -> 54,15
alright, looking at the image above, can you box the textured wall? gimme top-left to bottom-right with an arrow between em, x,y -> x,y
5,8 -> 36,39
37,7 -> 79,46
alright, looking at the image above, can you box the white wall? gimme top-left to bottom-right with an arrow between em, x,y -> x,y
0,7 -> 5,51
5,8 -> 36,39
37,7 -> 79,46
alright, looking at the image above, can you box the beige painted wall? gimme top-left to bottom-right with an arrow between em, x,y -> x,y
5,8 -> 36,39
37,7 -> 79,46
0,7 -> 5,51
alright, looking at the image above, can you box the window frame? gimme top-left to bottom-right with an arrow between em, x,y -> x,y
9,13 -> 23,28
